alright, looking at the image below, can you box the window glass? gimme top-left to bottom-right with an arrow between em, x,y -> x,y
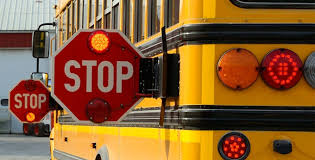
112,4 -> 119,29
107,0 -> 111,8
129,1 -> 133,40
134,0 -> 144,42
105,13 -> 111,29
123,0 -> 130,38
83,0 -> 88,28
96,19 -> 102,28
56,19 -> 60,49
73,0 -> 77,33
142,0 -> 145,39
90,0 -> 95,24
164,0 -> 179,28
97,0 -> 102,17
67,6 -> 72,37
148,0 -> 161,36
79,0 -> 83,29
62,12 -> 66,43
231,0 -> 315,8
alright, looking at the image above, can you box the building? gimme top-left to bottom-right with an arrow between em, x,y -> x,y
0,0 -> 56,133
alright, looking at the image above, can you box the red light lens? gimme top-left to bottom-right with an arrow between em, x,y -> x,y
24,80 -> 37,91
87,30 -> 110,54
218,132 -> 250,160
261,49 -> 303,90
86,98 -> 111,123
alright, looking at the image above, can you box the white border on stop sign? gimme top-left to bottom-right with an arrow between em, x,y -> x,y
51,29 -> 145,124
8,80 -> 50,123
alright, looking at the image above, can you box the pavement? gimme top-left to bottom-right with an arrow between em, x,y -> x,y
0,134 -> 50,160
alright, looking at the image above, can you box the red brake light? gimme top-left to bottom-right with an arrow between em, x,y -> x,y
218,132 -> 250,160
261,48 -> 303,90
87,30 -> 110,54
86,98 -> 111,123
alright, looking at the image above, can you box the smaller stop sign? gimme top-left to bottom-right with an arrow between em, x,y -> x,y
9,80 -> 50,123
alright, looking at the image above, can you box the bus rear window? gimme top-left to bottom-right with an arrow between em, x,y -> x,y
230,0 -> 315,9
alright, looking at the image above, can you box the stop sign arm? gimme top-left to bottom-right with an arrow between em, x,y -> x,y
138,55 -> 179,98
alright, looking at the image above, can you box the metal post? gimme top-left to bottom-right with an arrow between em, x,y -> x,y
159,26 -> 168,127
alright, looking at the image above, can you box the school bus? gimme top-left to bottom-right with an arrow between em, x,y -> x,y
49,0 -> 315,159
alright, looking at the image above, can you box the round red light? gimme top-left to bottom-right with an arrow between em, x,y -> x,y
218,132 -> 250,160
87,30 -> 110,54
86,98 -> 111,123
261,49 -> 303,90
24,80 -> 37,91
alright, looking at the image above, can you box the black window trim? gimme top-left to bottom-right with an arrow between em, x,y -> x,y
230,0 -> 315,9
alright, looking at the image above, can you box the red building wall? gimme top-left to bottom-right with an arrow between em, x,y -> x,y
0,33 -> 32,48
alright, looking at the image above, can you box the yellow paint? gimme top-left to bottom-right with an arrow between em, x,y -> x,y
53,0 -> 315,160
54,123 -> 315,160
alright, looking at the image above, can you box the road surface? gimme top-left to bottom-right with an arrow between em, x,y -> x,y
0,134 -> 50,160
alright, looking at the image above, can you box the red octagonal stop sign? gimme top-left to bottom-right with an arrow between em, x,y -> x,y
52,30 -> 144,123
9,80 -> 50,123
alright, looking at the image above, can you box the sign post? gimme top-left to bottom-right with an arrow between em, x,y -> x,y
9,80 -> 50,123
52,30 -> 144,123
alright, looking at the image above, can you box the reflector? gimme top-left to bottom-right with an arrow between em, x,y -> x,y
88,30 -> 110,54
218,132 -> 250,160
304,51 -> 315,88
217,48 -> 259,90
261,49 -> 303,90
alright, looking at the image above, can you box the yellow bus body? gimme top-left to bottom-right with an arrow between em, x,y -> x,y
51,0 -> 315,159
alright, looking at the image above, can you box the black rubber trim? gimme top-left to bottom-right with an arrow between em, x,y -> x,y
123,105 -> 315,131
230,0 -> 315,9
137,23 -> 315,57
59,105 -> 315,131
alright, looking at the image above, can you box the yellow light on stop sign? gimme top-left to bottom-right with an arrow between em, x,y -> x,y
88,30 -> 110,54
26,112 -> 35,122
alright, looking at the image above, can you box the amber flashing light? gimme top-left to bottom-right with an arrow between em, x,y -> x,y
217,48 -> 259,90
88,30 -> 110,54
26,112 -> 35,122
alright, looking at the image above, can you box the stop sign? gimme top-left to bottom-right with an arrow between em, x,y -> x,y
9,80 -> 50,123
52,30 -> 144,123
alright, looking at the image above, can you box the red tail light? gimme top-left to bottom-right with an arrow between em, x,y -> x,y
87,30 -> 110,54
261,48 -> 303,90
218,132 -> 250,160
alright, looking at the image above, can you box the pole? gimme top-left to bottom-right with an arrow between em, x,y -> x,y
159,26 -> 168,127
